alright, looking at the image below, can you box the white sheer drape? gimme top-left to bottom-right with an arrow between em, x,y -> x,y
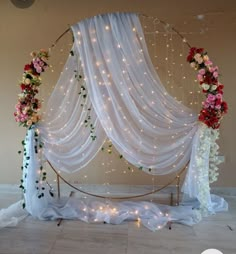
40,12 -> 198,175
38,46 -> 107,172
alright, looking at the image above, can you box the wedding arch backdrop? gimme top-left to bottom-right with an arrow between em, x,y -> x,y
1,12 -> 228,231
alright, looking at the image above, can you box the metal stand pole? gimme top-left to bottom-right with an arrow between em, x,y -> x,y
176,175 -> 180,206
57,173 -> 60,199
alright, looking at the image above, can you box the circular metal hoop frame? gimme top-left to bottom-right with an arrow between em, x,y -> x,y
46,13 -> 191,201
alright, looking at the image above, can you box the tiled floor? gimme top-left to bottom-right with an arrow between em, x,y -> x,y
0,192 -> 235,254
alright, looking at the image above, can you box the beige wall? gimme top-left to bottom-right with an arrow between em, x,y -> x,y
0,0 -> 235,187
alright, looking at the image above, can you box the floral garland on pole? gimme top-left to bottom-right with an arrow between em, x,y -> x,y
187,47 -> 228,129
187,47 -> 228,213
14,50 -> 49,127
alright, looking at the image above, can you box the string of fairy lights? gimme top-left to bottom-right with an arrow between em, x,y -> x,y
41,14 -> 207,204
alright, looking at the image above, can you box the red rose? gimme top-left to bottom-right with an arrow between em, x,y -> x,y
199,114 -> 205,121
190,47 -> 197,53
221,101 -> 228,113
187,54 -> 193,62
20,84 -> 26,90
217,84 -> 224,94
196,48 -> 204,53
24,64 -> 32,71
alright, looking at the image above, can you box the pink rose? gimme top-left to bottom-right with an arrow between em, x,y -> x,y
198,69 -> 206,75
36,67 -> 42,73
213,71 -> 218,78
206,94 -> 216,102
205,60 -> 213,66
39,60 -> 44,67
197,74 -> 203,81
209,67 -> 215,73
215,105 -> 221,110
202,101 -> 210,108
33,62 -> 39,69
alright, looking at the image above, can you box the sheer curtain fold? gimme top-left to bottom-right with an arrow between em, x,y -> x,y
38,44 -> 107,173
71,12 -> 198,174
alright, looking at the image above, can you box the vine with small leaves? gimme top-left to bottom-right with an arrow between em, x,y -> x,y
71,49 -> 97,142
101,141 -> 152,172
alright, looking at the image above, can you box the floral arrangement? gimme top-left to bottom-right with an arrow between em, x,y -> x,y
14,50 -> 49,128
187,47 -> 228,129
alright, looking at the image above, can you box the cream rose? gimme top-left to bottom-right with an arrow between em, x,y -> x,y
190,62 -> 196,68
197,57 -> 203,64
27,120 -> 32,126
203,55 -> 209,61
194,53 -> 201,60
202,83 -> 210,90
25,78 -> 31,85
211,85 -> 217,91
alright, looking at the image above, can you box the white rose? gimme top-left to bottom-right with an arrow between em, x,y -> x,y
27,120 -> 32,126
202,83 -> 210,90
194,53 -> 201,60
197,57 -> 203,64
190,62 -> 196,68
211,85 -> 217,91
